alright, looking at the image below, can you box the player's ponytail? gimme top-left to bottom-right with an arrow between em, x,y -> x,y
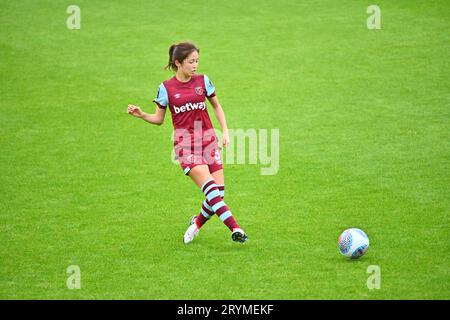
164,41 -> 199,71
166,44 -> 177,70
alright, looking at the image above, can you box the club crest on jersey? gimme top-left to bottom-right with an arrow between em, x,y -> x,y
195,87 -> 204,95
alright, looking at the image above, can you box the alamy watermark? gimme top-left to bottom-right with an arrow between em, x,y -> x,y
66,5 -> 81,30
224,128 -> 279,176
170,122 -> 279,175
367,265 -> 381,289
66,265 -> 81,289
367,5 -> 381,29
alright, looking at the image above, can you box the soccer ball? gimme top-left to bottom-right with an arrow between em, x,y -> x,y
338,228 -> 370,259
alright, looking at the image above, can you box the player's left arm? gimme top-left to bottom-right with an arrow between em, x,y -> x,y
208,95 -> 230,148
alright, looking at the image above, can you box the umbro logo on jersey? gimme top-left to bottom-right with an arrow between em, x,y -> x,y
174,93 -> 181,99
173,102 -> 206,114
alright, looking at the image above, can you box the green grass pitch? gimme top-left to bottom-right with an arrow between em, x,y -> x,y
1,0 -> 449,299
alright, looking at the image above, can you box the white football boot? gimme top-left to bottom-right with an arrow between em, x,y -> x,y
231,228 -> 249,243
183,216 -> 199,244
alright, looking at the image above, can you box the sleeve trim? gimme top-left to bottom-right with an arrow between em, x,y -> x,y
153,100 -> 167,109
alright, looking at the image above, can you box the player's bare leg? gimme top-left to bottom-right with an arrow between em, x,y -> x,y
188,164 -> 214,188
211,169 -> 224,185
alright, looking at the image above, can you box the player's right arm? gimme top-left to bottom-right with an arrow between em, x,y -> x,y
127,104 -> 166,126
127,83 -> 168,125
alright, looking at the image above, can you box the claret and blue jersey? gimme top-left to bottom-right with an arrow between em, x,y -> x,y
153,74 -> 216,133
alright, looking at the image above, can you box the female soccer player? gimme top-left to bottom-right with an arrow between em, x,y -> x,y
127,42 -> 248,244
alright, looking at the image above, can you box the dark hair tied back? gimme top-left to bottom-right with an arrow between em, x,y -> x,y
165,41 -> 199,71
